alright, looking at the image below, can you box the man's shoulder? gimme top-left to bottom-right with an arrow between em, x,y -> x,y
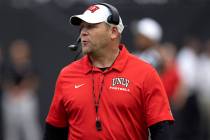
59,56 -> 88,75
127,53 -> 154,70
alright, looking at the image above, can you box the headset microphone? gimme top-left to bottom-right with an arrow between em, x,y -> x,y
67,36 -> 82,61
68,37 -> 81,51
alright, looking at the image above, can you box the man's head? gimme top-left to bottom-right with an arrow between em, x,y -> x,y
69,3 -> 124,55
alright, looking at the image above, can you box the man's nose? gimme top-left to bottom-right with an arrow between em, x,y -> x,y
80,28 -> 88,36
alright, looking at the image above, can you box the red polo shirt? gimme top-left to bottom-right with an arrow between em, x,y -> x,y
46,44 -> 174,140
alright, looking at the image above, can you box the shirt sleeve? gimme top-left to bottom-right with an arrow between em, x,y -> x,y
149,121 -> 173,140
46,72 -> 68,127
43,123 -> 68,140
143,68 -> 174,127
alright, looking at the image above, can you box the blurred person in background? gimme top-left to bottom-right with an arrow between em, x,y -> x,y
131,18 -> 184,106
43,3 -> 174,140
196,39 -> 210,140
176,37 -> 202,108
131,17 -> 163,74
2,39 -> 42,140
175,37 -> 202,140
158,42 -> 180,101
131,18 -> 182,102
131,19 -> 179,140
0,45 -> 4,140
158,42 -> 183,140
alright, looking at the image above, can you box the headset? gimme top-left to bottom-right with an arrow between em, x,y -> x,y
68,3 -> 120,56
97,3 -> 120,25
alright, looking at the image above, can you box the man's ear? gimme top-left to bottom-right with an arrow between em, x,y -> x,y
111,26 -> 119,40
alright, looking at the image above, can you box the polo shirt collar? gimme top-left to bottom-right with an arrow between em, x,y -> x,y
81,44 -> 129,74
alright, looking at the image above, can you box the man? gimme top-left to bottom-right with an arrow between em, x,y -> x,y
44,3 -> 174,140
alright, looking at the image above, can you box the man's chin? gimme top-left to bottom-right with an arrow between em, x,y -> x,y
82,48 -> 91,55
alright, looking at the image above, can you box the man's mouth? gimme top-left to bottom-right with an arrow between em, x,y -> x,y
82,40 -> 89,46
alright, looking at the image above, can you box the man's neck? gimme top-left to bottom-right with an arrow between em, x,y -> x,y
89,45 -> 120,68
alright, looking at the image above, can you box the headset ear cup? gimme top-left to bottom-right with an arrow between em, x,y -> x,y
107,15 -> 112,23
107,14 -> 119,25
95,2 -> 119,25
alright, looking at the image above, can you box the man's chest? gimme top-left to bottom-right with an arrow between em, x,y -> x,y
60,73 -> 143,114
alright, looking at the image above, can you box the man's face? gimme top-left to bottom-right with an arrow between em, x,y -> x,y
79,22 -> 111,55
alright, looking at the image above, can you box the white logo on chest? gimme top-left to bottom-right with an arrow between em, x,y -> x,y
112,77 -> 130,88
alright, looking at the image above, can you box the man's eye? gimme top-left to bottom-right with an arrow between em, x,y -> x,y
80,23 -> 98,30
87,24 -> 95,29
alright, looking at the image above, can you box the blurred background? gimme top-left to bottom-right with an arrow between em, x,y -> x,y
0,0 -> 210,140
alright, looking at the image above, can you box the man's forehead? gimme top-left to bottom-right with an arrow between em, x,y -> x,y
80,21 -> 103,26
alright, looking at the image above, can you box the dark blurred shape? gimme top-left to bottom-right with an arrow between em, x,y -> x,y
0,45 -> 4,94
133,0 -> 168,5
